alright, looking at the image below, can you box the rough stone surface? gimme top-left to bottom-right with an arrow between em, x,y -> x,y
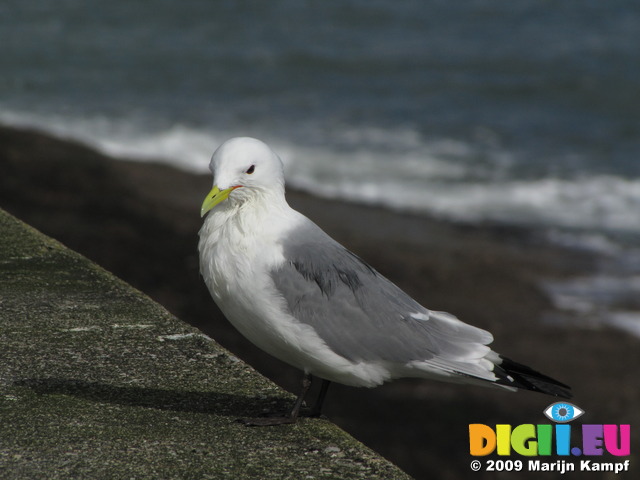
0,209 -> 411,479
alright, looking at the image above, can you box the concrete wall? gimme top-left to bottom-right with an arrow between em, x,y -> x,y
0,209 -> 410,479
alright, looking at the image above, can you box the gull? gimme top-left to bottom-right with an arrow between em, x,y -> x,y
198,137 -> 571,426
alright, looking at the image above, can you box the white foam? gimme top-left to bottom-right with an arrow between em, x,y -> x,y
544,275 -> 640,312
3,109 -> 640,235
607,312 -> 640,338
545,230 -> 622,255
424,177 -> 640,231
0,110 -> 218,173
289,174 -> 640,235
543,272 -> 640,339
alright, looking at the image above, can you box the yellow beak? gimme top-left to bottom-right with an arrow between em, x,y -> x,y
200,185 -> 236,217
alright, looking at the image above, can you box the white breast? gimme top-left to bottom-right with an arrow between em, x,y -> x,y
197,199 -> 392,387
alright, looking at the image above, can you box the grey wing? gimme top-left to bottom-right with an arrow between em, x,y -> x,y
271,221 -> 494,366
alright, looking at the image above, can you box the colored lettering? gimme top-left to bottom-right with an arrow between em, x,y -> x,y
583,425 -> 604,455
469,424 -> 496,456
468,422 -> 630,457
555,424 -> 571,456
536,424 -> 552,456
511,424 -> 537,456
604,425 -> 631,456
496,424 -> 511,455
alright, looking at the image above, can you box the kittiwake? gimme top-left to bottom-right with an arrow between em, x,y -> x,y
198,137 -> 571,426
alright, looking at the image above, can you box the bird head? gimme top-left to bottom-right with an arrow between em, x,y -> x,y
200,137 -> 285,217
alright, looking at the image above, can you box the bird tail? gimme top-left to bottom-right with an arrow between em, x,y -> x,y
493,356 -> 572,399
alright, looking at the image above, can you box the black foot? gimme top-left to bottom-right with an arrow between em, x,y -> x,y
237,374 -> 331,427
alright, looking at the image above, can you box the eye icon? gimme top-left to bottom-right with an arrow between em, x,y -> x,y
544,402 -> 584,423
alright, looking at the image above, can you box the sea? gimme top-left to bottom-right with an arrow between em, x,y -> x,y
2,0 -> 639,337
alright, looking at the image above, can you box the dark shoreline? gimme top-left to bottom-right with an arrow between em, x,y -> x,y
2,125 -> 638,479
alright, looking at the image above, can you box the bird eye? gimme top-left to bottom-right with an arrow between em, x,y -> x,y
543,402 -> 584,423
245,165 -> 255,174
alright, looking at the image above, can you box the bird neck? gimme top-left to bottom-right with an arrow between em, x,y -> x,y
202,187 -> 295,239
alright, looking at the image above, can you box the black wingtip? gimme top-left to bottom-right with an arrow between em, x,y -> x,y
495,356 -> 572,399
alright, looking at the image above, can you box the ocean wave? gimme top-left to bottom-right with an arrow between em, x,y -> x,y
0,110 -> 220,173
3,110 -> 639,235
290,173 -> 640,234
543,273 -> 640,339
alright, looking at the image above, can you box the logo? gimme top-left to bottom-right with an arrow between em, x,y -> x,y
543,402 -> 584,423
469,403 -> 630,456
468,403 -> 631,474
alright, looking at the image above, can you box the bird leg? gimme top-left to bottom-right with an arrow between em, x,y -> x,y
308,379 -> 331,417
240,372 -> 314,426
